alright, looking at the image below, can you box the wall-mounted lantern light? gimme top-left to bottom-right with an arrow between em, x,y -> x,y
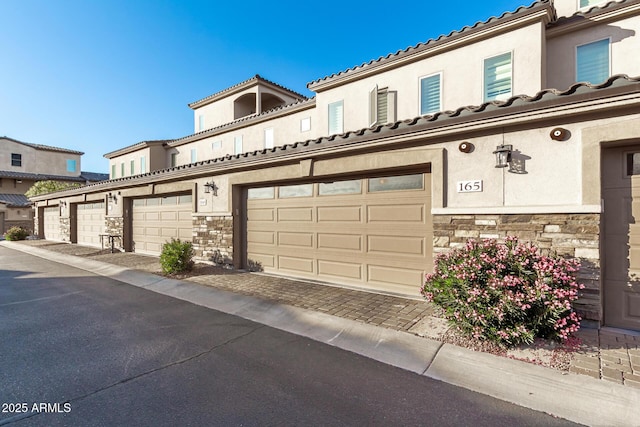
493,144 -> 513,168
204,180 -> 218,196
107,191 -> 120,204
60,201 -> 67,208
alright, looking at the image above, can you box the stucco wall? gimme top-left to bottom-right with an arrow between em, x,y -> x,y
0,139 -> 81,177
546,15 -> 640,90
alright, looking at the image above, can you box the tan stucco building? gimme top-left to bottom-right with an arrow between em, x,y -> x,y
32,0 -> 640,331
0,136 -> 108,234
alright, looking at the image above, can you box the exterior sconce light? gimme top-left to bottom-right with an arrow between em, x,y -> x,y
107,192 -> 120,204
60,201 -> 67,208
493,144 -> 513,168
204,180 -> 218,196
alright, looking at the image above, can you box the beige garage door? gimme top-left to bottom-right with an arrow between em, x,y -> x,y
132,194 -> 193,255
43,206 -> 62,241
603,147 -> 640,330
247,173 -> 432,296
77,202 -> 105,247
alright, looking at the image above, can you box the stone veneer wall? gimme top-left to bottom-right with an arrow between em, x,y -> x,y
60,217 -> 71,242
192,215 -> 233,267
433,213 -> 601,324
105,216 -> 124,251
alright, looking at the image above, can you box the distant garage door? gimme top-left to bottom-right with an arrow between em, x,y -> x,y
77,202 -> 105,247
132,194 -> 193,255
247,173 -> 432,296
43,206 -> 62,241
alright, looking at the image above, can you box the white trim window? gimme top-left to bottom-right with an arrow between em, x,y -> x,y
190,148 -> 197,163
328,100 -> 344,135
130,160 -> 135,175
300,117 -> 311,132
140,156 -> 146,174
579,0 -> 605,8
170,153 -> 177,168
234,135 -> 243,155
264,128 -> 274,149
484,52 -> 512,102
198,115 -> 205,131
576,38 -> 610,84
419,73 -> 442,115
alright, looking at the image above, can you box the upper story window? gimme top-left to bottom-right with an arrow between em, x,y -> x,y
130,160 -> 135,175
369,86 -> 396,127
264,128 -> 274,149
170,153 -> 177,168
484,52 -> 512,102
111,164 -> 116,179
579,0 -> 605,8
11,153 -> 21,167
191,148 -> 197,163
234,136 -> 243,155
577,39 -> 610,84
140,156 -> 146,174
120,162 -> 125,177
212,140 -> 222,150
420,73 -> 442,115
198,115 -> 205,131
328,100 -> 344,135
66,159 -> 77,173
300,117 -> 311,132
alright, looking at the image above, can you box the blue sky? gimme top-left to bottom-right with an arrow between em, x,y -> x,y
1,0 -> 531,173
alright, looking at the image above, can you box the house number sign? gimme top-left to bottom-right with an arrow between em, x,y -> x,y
457,180 -> 483,193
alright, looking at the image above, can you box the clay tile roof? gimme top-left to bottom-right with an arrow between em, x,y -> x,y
188,74 -> 308,109
307,0 -> 551,90
1,136 -> 84,155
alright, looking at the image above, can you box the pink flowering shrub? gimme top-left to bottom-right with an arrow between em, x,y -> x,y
422,237 -> 584,347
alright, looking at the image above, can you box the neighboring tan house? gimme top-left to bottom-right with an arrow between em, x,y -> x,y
31,0 -> 640,332
0,136 -> 108,234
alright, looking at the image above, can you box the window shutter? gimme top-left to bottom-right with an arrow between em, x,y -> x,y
377,90 -> 388,125
577,39 -> 609,84
328,101 -> 343,135
420,74 -> 441,115
484,52 -> 512,101
369,85 -> 378,127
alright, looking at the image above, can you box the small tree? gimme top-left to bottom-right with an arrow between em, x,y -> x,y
25,180 -> 82,197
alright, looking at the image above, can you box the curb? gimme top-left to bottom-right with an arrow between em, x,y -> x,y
5,241 -> 640,426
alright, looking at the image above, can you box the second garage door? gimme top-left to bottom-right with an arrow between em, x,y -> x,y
43,206 -> 62,241
132,195 -> 193,255
247,173 -> 432,296
77,202 -> 106,247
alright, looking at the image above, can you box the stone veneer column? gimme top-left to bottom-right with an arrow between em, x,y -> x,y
105,216 -> 124,251
432,214 -> 601,325
59,217 -> 71,242
192,215 -> 234,267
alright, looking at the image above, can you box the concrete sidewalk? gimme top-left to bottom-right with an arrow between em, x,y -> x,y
4,240 -> 640,426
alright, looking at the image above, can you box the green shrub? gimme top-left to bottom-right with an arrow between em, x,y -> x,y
4,226 -> 29,241
422,236 -> 583,347
159,238 -> 194,274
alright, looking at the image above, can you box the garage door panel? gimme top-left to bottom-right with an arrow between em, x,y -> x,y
368,235 -> 425,256
368,265 -> 424,287
248,253 -> 275,268
248,208 -> 274,222
318,260 -> 362,280
279,256 -> 314,273
368,204 -> 424,223
248,231 -> 275,244
278,232 -> 313,248
76,203 -> 105,247
317,206 -> 362,222
317,233 -> 362,251
278,207 -> 313,222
